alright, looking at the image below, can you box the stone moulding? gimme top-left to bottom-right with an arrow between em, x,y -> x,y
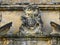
0,4 -> 60,11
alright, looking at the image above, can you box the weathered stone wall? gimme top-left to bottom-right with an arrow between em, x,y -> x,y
1,10 -> 60,35
1,11 -> 22,34
1,0 -> 60,4
0,0 -> 60,45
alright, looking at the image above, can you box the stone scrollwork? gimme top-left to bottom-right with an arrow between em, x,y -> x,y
50,21 -> 60,35
20,5 -> 43,36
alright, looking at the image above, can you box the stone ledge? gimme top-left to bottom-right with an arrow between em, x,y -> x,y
0,4 -> 60,11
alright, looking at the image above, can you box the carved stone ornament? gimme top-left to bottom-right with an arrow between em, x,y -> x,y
20,5 -> 43,36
